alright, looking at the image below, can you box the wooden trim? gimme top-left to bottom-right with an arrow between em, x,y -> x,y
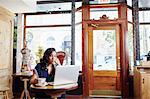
85,18 -> 126,24
116,25 -> 120,70
118,4 -> 129,98
89,4 -> 120,8
93,71 -> 117,77
23,14 -> 26,47
88,26 -> 94,90
82,4 -> 90,97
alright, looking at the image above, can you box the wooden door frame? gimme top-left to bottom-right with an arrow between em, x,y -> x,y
82,18 -> 129,98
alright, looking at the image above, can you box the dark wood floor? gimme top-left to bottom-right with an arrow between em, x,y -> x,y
13,93 -> 82,99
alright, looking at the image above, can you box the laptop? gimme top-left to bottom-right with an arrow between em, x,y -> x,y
48,65 -> 80,86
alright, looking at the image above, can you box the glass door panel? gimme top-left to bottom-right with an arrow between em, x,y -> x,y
93,30 -> 116,70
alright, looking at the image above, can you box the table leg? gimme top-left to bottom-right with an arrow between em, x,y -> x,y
20,90 -> 25,99
50,91 -> 65,99
20,79 -> 31,99
5,90 -> 9,99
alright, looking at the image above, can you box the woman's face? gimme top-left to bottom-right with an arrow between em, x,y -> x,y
49,51 -> 57,64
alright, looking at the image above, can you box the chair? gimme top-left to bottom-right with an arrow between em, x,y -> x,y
0,87 -> 9,99
57,51 -> 66,65
0,87 -> 10,99
0,76 -> 10,99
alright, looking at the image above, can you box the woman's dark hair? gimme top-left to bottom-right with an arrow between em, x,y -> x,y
40,48 -> 56,66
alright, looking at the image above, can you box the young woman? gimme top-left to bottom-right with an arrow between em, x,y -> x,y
30,48 -> 60,84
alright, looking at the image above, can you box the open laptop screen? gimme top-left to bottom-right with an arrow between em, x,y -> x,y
48,65 -> 80,85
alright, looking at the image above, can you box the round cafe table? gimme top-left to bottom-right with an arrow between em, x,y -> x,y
30,83 -> 78,99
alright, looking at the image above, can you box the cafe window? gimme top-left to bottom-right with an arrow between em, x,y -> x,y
139,25 -> 150,58
127,23 -> 134,70
37,2 -> 71,12
90,7 -> 118,20
75,8 -> 82,69
139,11 -> 150,23
127,0 -> 132,7
127,6 -> 134,70
26,14 -> 71,26
25,9 -> 82,69
127,8 -> 132,22
139,11 -> 150,59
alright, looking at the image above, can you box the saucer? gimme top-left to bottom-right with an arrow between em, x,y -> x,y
35,82 -> 47,87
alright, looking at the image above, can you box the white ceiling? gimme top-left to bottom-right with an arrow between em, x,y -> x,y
0,0 -> 73,13
0,0 -> 37,13
0,0 -> 150,13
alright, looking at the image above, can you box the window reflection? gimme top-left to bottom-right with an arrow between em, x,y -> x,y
64,36 -> 71,65
127,23 -> 134,68
46,36 -> 55,48
93,30 -> 116,70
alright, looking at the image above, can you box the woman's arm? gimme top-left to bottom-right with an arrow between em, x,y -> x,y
30,69 -> 38,84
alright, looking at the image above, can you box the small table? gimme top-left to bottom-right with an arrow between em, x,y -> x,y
12,71 -> 33,99
30,83 -> 78,98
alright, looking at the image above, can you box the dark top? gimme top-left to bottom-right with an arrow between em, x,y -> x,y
35,63 -> 55,82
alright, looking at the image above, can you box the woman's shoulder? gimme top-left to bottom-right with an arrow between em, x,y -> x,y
35,63 -> 42,69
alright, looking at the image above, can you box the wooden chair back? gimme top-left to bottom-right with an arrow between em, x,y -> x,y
57,51 -> 66,65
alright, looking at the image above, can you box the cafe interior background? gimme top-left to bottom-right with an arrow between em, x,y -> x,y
0,0 -> 150,98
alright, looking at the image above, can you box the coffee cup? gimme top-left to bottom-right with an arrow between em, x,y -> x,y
37,78 -> 46,85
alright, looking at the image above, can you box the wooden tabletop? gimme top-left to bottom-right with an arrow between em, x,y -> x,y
30,83 -> 78,90
30,83 -> 78,97
12,71 -> 33,78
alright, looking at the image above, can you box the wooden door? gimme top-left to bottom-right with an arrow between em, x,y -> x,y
88,25 -> 121,96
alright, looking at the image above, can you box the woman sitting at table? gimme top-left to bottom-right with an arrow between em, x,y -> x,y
30,48 -> 60,98
31,48 -> 60,83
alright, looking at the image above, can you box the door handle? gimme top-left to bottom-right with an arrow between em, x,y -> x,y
117,57 -> 120,69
